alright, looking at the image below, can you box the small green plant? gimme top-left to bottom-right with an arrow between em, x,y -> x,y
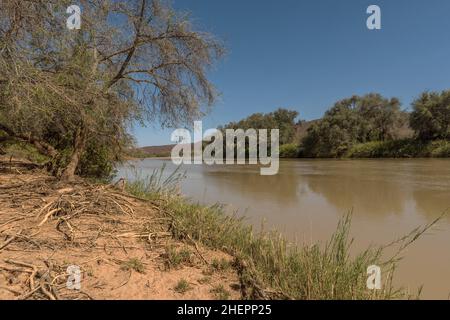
163,246 -> 193,269
174,279 -> 191,294
120,258 -> 146,274
211,258 -> 231,272
210,284 -> 231,300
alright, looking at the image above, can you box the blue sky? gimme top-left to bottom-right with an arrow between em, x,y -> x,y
133,0 -> 450,146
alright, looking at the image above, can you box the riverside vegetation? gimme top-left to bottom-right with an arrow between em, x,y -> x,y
133,92 -> 450,160
217,92 -> 450,159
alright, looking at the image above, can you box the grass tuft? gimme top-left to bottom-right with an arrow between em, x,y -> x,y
174,279 -> 191,294
210,284 -> 231,300
163,246 -> 193,270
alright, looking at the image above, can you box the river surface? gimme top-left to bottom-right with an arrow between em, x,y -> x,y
117,159 -> 450,299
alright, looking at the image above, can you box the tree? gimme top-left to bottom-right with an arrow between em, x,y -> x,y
410,91 -> 450,141
220,108 -> 299,145
0,0 -> 224,180
301,94 -> 403,157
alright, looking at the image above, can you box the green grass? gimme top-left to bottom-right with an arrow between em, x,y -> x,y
125,167 -> 444,300
163,246 -> 193,270
174,279 -> 192,294
3,142 -> 50,164
211,258 -> 232,272
124,164 -> 185,200
210,284 -> 231,300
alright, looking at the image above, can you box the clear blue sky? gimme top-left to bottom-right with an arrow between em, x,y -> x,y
133,0 -> 450,146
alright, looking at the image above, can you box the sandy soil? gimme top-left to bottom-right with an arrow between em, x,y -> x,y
0,158 -> 241,300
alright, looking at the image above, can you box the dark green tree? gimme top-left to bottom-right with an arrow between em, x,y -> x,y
220,108 -> 299,145
410,91 -> 450,140
301,94 -> 403,157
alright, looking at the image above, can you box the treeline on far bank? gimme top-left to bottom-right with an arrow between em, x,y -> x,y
219,91 -> 450,159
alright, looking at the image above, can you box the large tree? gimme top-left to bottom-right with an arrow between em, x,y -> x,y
0,0 -> 224,180
410,90 -> 450,141
220,108 -> 299,145
301,94 -> 403,157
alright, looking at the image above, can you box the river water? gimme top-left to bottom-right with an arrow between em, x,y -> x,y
117,158 -> 450,299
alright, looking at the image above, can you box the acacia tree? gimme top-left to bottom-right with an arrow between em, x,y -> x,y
0,0 -> 224,180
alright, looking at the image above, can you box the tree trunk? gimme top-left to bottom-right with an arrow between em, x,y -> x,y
60,128 -> 86,181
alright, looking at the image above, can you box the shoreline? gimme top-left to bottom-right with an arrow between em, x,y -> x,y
1,158 -> 442,300
130,139 -> 450,161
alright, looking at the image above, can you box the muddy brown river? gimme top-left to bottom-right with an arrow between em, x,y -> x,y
118,159 -> 450,299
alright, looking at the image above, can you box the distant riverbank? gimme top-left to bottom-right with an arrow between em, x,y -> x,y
131,139 -> 450,161
299,138 -> 450,159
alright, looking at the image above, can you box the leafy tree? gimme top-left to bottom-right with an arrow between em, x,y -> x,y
0,0 -> 224,180
410,91 -> 450,140
301,94 -> 403,157
220,108 -> 299,145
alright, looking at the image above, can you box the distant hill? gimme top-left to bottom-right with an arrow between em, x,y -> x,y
139,144 -> 174,156
134,142 -> 202,158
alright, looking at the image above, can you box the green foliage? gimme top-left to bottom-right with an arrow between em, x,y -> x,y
163,246 -> 193,269
347,139 -> 450,158
301,94 -> 403,157
0,0 -> 224,180
221,108 -> 299,145
77,142 -> 119,181
279,143 -> 300,158
3,143 -> 50,164
410,90 -> 450,140
174,279 -> 192,294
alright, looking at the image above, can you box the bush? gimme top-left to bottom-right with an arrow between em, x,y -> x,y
347,139 -> 450,158
279,144 -> 300,158
77,143 -> 118,181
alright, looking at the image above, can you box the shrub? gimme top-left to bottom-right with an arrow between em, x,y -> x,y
279,144 -> 300,158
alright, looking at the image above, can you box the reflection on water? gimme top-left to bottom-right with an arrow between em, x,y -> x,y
117,159 -> 450,299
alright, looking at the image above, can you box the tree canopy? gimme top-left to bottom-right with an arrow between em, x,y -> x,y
410,90 -> 450,141
301,94 -> 404,157
0,0 -> 225,180
220,108 -> 299,145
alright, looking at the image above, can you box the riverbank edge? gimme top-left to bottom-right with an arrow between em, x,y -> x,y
1,156 -> 436,299
123,172 -> 438,300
